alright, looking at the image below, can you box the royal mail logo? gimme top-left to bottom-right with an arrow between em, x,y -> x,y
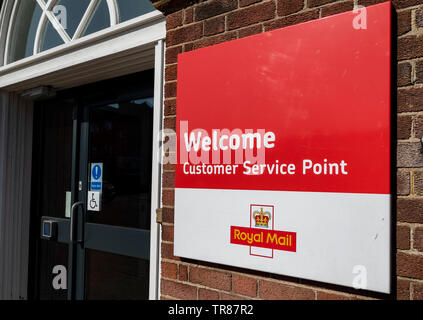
230,204 -> 296,258
254,208 -> 271,228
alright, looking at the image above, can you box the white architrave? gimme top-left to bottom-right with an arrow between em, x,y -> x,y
150,39 -> 164,300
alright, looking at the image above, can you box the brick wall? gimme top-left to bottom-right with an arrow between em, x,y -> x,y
159,0 -> 423,300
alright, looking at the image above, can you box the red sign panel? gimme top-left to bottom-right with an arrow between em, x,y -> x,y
175,2 -> 391,195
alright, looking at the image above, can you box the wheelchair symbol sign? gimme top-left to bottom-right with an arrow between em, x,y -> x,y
87,191 -> 100,212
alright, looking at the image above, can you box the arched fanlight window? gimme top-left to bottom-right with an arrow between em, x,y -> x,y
6,0 -> 156,64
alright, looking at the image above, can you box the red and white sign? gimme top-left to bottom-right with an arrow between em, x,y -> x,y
174,2 -> 391,293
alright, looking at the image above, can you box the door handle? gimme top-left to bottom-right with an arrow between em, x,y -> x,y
70,202 -> 84,244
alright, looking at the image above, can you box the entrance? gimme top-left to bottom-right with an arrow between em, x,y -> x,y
29,70 -> 155,300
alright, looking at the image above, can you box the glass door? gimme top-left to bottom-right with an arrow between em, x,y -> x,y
31,70 -> 155,300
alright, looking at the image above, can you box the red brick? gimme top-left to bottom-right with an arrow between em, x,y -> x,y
162,188 -> 175,207
357,0 -> 393,7
162,171 -> 175,189
417,7 -> 423,28
397,224 -> 411,250
167,22 -> 203,46
162,153 -> 176,172
397,278 -> 411,300
259,280 -> 315,299
189,267 -> 232,291
162,261 -> 178,279
227,1 -> 276,30
164,81 -> 177,99
308,0 -> 336,8
414,226 -> 423,252
164,99 -> 177,117
397,10 -> 411,36
184,7 -> 194,24
233,275 -> 257,297
167,11 -> 183,30
413,171 -> 423,196
321,1 -> 353,18
165,45 -> 182,64
397,114 -> 412,140
264,10 -> 319,31
240,0 -> 263,7
278,0 -> 304,16
397,142 -> 423,168
161,242 -> 180,261
414,115 -> 423,140
220,292 -> 249,300
195,0 -> 238,21
161,279 -> 197,300
204,16 -> 225,36
397,198 -> 423,223
162,224 -> 174,242
198,288 -> 220,300
163,160 -> 175,172
398,87 -> 423,113
163,116 -> 176,131
194,32 -> 237,49
397,62 -> 412,87
392,0 -> 423,9
316,291 -> 350,300
184,42 -> 194,52
165,65 -> 178,82
162,207 -> 174,224
179,264 -> 188,281
398,35 -> 423,61
397,252 -> 423,279
397,171 -> 410,196
416,61 -> 423,85
238,24 -> 262,38
413,282 -> 423,300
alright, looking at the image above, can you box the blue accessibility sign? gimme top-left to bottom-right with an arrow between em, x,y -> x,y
90,163 -> 103,191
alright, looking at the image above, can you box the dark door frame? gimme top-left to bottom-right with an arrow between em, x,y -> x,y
27,70 -> 157,300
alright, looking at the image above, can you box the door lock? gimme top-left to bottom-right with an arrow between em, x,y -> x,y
41,220 -> 57,240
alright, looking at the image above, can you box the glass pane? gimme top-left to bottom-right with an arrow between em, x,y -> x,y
83,0 -> 110,37
41,21 -> 65,51
8,0 -> 42,63
38,242 -> 69,300
87,97 -> 154,230
85,249 -> 149,300
116,0 -> 155,22
56,0 -> 90,38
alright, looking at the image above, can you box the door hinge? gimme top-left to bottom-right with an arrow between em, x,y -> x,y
156,208 -> 163,224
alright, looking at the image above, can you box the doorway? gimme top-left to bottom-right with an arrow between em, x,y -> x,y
28,70 -> 157,300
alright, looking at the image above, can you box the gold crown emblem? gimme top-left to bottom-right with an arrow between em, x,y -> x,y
254,208 -> 271,228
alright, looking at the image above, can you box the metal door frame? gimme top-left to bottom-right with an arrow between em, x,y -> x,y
30,56 -> 164,300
